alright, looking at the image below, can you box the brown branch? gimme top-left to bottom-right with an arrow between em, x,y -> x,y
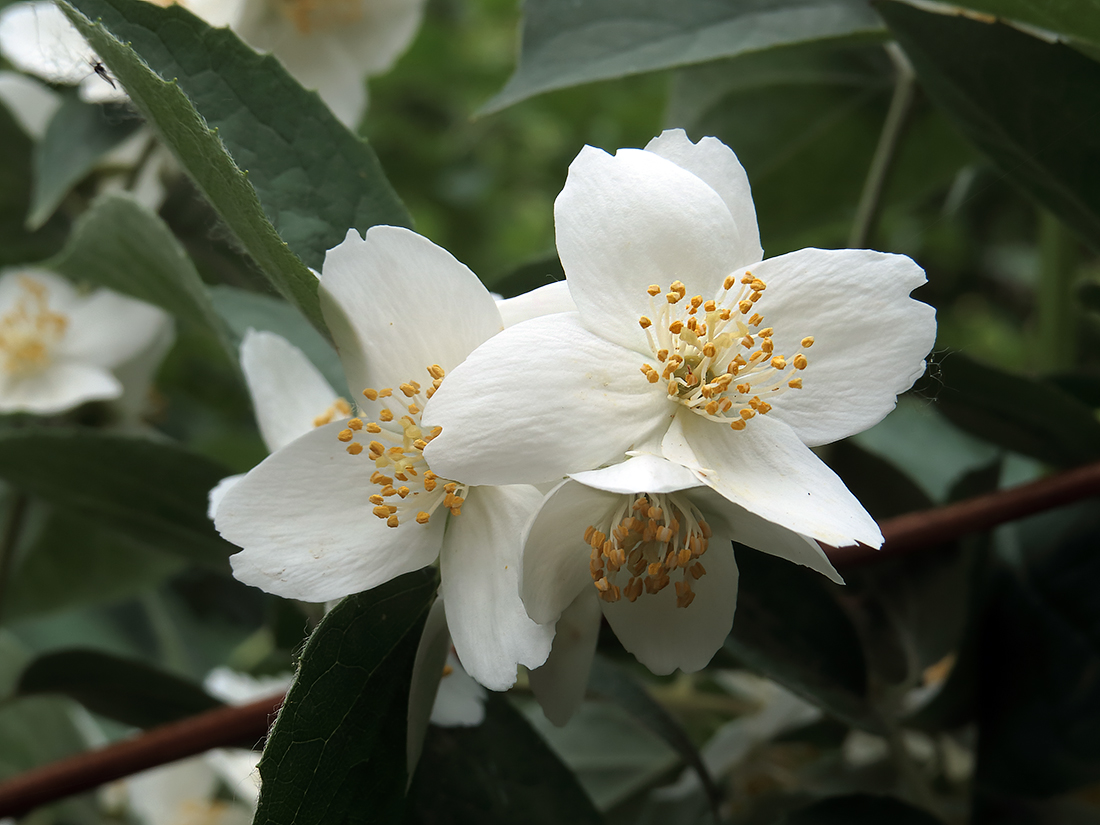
2,459 -> 1100,816
0,694 -> 284,817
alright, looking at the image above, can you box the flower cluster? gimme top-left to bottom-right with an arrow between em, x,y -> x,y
214,130 -> 936,724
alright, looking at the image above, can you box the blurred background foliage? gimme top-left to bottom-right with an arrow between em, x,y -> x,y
0,0 -> 1097,824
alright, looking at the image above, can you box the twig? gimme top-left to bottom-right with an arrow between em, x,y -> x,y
0,694 -> 283,817
2,459 -> 1100,815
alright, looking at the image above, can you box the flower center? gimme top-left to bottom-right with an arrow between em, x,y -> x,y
0,277 -> 68,377
278,0 -> 364,34
637,273 -> 813,430
336,364 -> 466,529
587,492 -> 712,609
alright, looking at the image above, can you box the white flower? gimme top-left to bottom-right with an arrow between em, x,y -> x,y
0,0 -> 425,126
0,70 -> 60,138
423,129 -> 937,551
521,454 -> 843,723
0,268 -> 170,415
214,226 -> 559,691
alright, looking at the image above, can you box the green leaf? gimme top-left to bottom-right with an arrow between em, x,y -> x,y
587,655 -> 719,812
879,1 -> 1100,249
28,97 -> 141,230
776,793 -> 945,824
0,696 -> 87,780
59,0 -> 410,332
4,503 -> 182,622
209,284 -> 346,396
919,0 -> 1100,50
0,428 -> 234,569
407,693 -> 603,824
924,353 -> 1100,466
47,192 -> 237,363
725,547 -> 882,733
16,649 -> 223,728
482,0 -> 884,113
255,568 -> 438,825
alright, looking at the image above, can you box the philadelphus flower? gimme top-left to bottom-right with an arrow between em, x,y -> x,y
420,130 -> 936,702
0,268 -> 170,415
214,226 -> 560,691
0,0 -> 426,126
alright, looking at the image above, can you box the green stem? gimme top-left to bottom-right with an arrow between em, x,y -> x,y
1036,210 -> 1078,371
0,492 -> 30,625
848,44 -> 916,249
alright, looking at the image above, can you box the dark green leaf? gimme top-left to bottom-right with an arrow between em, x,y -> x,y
587,655 -> 719,813
4,503 -> 182,622
209,284 -> 346,396
407,693 -> 603,825
879,1 -> 1100,249
255,568 -> 438,825
776,793 -> 945,824
725,547 -> 881,733
0,696 -> 87,780
48,192 -> 237,363
16,648 -> 223,728
924,352 -> 1100,466
0,428 -> 234,569
926,0 -> 1100,50
28,97 -> 141,230
483,0 -> 884,112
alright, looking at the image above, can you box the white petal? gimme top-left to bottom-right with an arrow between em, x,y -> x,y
0,267 -> 80,312
663,410 -> 882,549
690,486 -> 843,584
407,597 -> 449,780
257,31 -> 366,127
645,129 -> 762,267
602,531 -> 739,675
520,479 -> 618,625
0,70 -> 60,138
440,485 -> 554,691
319,226 -> 502,397
0,1 -> 91,85
745,248 -> 937,446
495,281 -> 576,328
218,423 -> 445,602
431,652 -> 487,728
423,313 -> 673,485
60,290 -> 172,370
0,361 -> 120,414
240,330 -> 341,453
528,588 -> 601,726
109,315 -> 175,425
555,145 -> 742,353
570,453 -> 703,495
207,474 -> 245,521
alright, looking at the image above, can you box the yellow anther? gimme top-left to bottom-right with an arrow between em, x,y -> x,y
739,300 -> 752,314
408,404 -> 420,414
416,511 -> 431,524
757,401 -> 772,414
397,486 -> 410,498
758,327 -> 773,338
702,343 -> 717,358
761,339 -> 774,354
788,377 -> 803,389
751,279 -> 766,291
379,388 -> 393,397
749,292 -> 762,303
584,525 -> 596,543
690,295 -> 703,310
335,399 -> 351,415
666,291 -> 681,304
749,313 -> 763,326
348,418 -> 363,430
704,300 -> 717,312
647,284 -> 662,296
639,316 -> 652,329
595,577 -> 610,593
337,429 -> 354,442
399,383 -> 417,397
730,419 -> 747,430
379,409 -> 394,422
444,482 -> 458,493
740,408 -> 755,420
387,516 -> 400,528
657,348 -> 669,362
801,336 -> 815,348
771,356 -> 787,370
428,426 -> 443,440
366,422 -> 382,433
793,354 -> 808,370
427,364 -> 445,379
363,388 -> 378,400
724,275 -> 736,290
413,439 -> 428,450
669,320 -> 683,334
655,525 -> 673,542
381,486 -> 398,497
372,506 -> 391,519
719,308 -> 732,320
740,335 -> 754,348
741,273 -> 754,284
346,442 -> 363,455
369,440 -> 385,455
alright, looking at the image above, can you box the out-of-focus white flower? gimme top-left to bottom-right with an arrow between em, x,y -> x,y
0,268 -> 170,415
0,69 -> 60,138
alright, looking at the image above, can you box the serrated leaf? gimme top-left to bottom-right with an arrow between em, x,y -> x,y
926,353 -> 1100,466
587,655 -> 719,813
255,568 -> 438,825
725,547 -> 882,733
879,0 -> 1100,249
0,428 -> 234,569
59,0 -> 410,333
47,192 -> 236,364
482,0 -> 884,113
16,649 -> 223,729
407,693 -> 603,825
28,96 -> 140,230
